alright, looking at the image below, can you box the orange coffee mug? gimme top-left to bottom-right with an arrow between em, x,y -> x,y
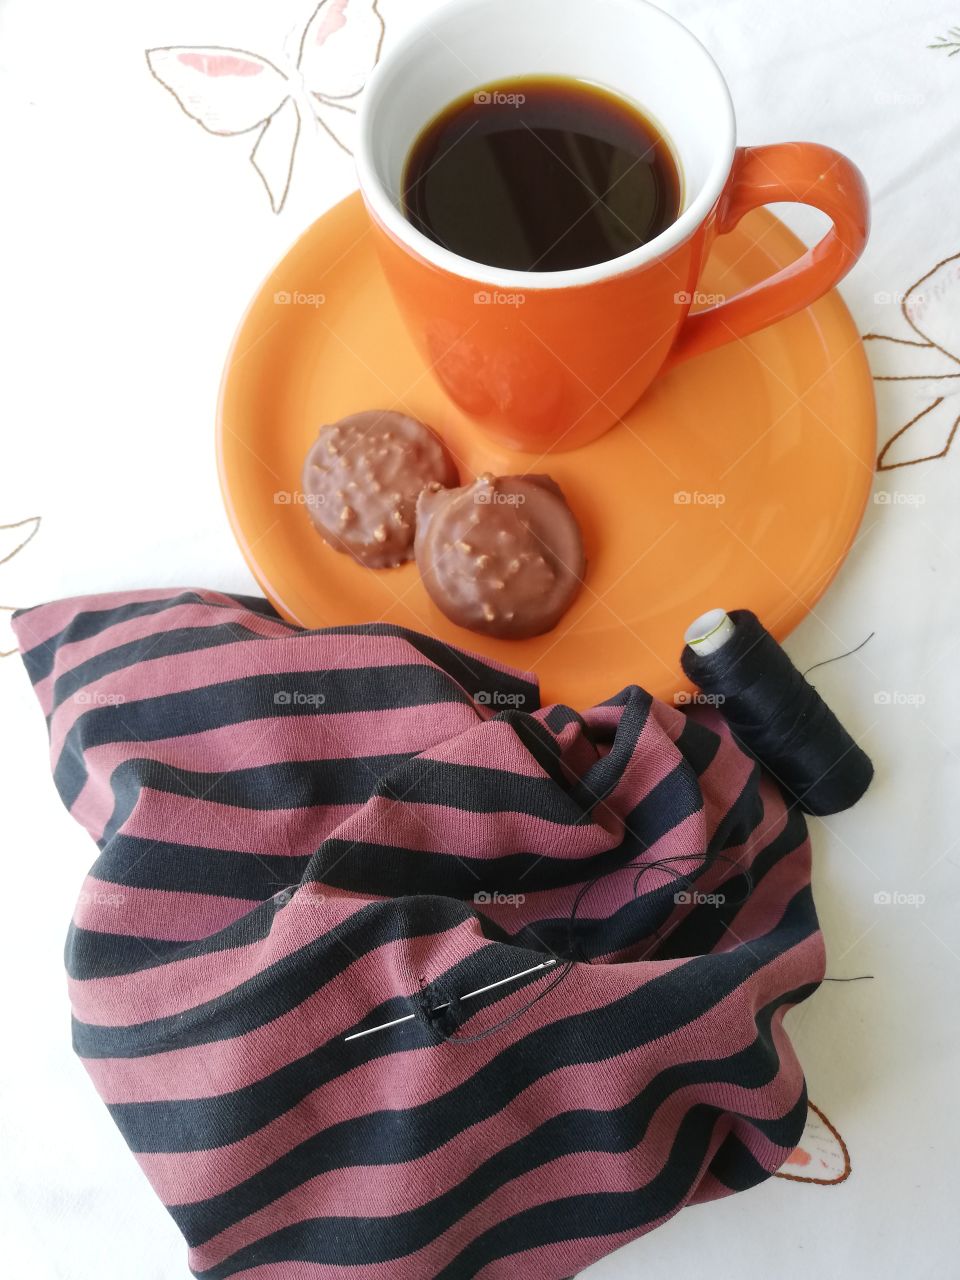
356,0 -> 869,454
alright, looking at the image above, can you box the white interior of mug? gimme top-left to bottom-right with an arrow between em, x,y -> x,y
356,0 -> 736,289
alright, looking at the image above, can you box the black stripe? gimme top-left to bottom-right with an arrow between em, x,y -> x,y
188,985 -> 814,1271
87,835 -> 311,902
495,710 -> 577,789
66,890 -> 294,980
19,592 -> 209,685
77,744 -> 771,1032
53,660 -> 475,808
223,593 -> 284,620
708,1089 -> 809,1192
542,703 -> 587,736
320,622 -> 540,710
73,897 -> 476,1060
66,924 -> 250,979
653,801 -> 809,960
108,890 -> 816,1164
307,749 -> 709,904
674,712 -> 724,775
93,753 -> 411,848
49,621 -> 269,712
570,687 -> 652,815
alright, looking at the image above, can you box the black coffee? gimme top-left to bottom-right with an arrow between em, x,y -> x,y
402,76 -> 681,272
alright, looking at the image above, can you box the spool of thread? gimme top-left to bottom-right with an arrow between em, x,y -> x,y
680,608 -> 873,816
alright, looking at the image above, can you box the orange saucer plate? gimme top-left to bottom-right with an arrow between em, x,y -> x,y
217,193 -> 875,708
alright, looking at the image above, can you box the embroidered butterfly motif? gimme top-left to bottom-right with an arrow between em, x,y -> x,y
865,253 -> 960,470
146,0 -> 386,213
775,1100 -> 851,1185
0,517 -> 41,658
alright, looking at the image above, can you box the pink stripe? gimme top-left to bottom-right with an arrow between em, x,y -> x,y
85,785 -> 363,858
689,1166 -> 735,1204
126,928 -> 817,1204
70,713 -> 530,845
417,719 -> 560,777
128,956 -> 689,1201
30,597 -> 296,715
83,915 -> 495,1104
47,629 -> 480,770
75,704 -> 466,825
68,782 -> 792,1029
187,997 -> 807,1267
74,875 -> 259,942
70,899 -> 427,1027
695,719 -> 759,825
342,795 -> 616,857
190,1101 -> 751,1278
588,824 -> 781,967
12,588 -> 188,653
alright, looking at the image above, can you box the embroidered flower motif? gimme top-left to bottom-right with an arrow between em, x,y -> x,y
929,26 -> 960,56
865,253 -> 960,470
0,517 -> 41,657
776,1100 -> 851,1185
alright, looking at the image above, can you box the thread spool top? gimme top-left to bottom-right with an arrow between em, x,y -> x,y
684,608 -> 736,656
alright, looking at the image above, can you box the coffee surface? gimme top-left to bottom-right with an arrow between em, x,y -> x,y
402,76 -> 681,272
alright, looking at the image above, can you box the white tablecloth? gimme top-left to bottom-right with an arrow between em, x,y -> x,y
2,1 -> 958,1276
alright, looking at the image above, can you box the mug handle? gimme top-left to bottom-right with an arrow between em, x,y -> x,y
667,142 -> 869,365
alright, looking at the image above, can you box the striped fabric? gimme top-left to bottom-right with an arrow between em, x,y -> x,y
14,589 -> 824,1280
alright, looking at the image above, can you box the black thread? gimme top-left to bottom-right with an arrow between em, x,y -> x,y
680,610 -> 874,816
801,632 -> 875,681
429,849 -> 753,1044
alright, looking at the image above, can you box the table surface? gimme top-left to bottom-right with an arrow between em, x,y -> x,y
2,1 -> 958,1277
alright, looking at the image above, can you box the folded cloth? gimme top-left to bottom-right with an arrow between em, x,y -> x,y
13,588 -> 824,1280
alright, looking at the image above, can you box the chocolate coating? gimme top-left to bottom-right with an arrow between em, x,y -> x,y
415,473 -> 585,639
302,411 -> 457,567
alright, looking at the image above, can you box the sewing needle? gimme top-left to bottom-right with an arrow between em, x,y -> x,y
343,958 -> 558,1041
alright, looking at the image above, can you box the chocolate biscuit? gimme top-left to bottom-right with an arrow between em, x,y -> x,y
415,473 -> 585,639
302,410 -> 457,568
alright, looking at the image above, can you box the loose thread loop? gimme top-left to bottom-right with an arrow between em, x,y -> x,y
432,848 -> 755,1045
